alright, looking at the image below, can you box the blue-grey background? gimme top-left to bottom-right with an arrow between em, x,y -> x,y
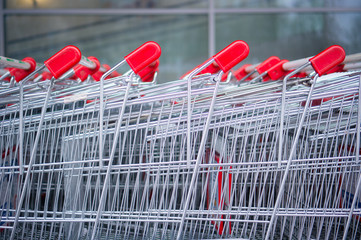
4,0 -> 361,82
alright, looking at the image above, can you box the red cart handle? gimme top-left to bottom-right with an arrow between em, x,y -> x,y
213,40 -> 249,73
44,45 -> 82,79
309,45 -> 345,76
138,60 -> 159,79
181,59 -> 220,79
141,67 -> 159,82
40,71 -> 53,81
73,56 -> 101,81
125,41 -> 161,74
93,64 -> 122,82
267,60 -> 289,80
200,60 -> 221,75
233,64 -> 252,81
256,56 -> 280,74
10,57 -> 37,82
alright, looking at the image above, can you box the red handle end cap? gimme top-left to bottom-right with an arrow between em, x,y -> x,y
256,56 -> 281,74
233,64 -> 252,80
125,41 -> 161,74
138,60 -> 160,79
267,59 -> 289,80
10,57 -> 37,82
44,45 -> 82,79
213,40 -> 249,73
74,56 -> 101,81
309,45 -> 345,76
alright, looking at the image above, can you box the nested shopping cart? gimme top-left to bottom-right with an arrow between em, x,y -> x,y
1,39 -> 361,240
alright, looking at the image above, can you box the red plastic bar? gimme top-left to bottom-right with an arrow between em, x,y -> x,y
41,71 -> 53,81
181,58 -> 220,79
199,61 -> 221,75
267,60 -> 289,80
9,57 -> 37,82
141,67 -> 159,82
233,64 -> 252,81
73,56 -> 101,81
44,45 -> 82,79
309,45 -> 345,76
138,60 -> 159,79
213,40 -> 249,73
125,41 -> 161,74
93,64 -> 122,82
256,56 -> 281,74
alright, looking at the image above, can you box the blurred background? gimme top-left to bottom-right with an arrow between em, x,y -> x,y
2,0 -> 361,82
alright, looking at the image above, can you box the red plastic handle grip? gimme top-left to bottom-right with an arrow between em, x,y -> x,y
291,72 -> 308,79
73,56 -> 100,81
213,40 -> 249,73
93,64 -> 122,81
233,64 -> 252,80
141,67 -> 159,82
200,61 -> 221,75
142,75 -> 154,83
256,56 -> 281,74
180,59 -> 210,79
44,45 -> 82,79
92,71 -> 102,82
88,56 -> 101,73
180,58 -> 216,79
93,64 -> 108,82
41,71 -> 53,80
93,64 -> 113,81
267,60 -> 289,80
10,57 -> 37,82
125,41 -> 161,74
138,60 -> 159,79
326,64 -> 345,74
73,65 -> 89,81
309,45 -> 345,76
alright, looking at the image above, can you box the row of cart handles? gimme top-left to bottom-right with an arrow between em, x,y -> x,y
0,40 -> 358,87
181,42 -> 353,82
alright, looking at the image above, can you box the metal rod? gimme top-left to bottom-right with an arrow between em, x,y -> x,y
177,71 -> 221,240
99,58 -> 126,168
10,77 -> 54,240
0,56 -> 31,69
341,73 -> 361,240
266,74 -> 319,240
278,62 -> 311,167
91,78 -> 132,240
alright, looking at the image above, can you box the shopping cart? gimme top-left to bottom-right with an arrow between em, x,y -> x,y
1,39 -> 361,240
0,41 -> 163,239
